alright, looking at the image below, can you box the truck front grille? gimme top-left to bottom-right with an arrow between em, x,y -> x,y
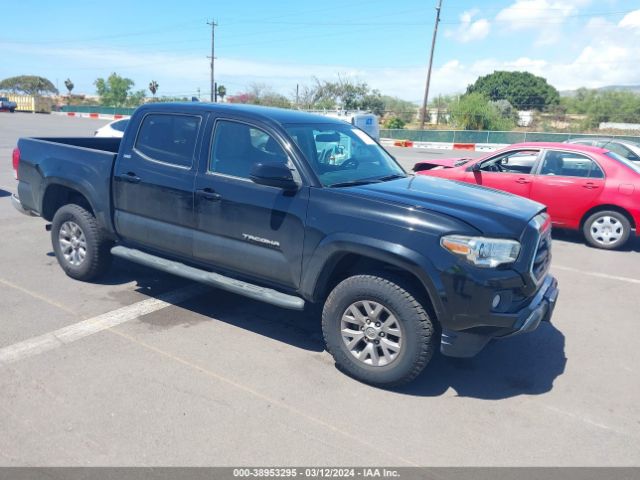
530,214 -> 552,284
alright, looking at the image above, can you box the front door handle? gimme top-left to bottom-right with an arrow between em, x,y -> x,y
196,188 -> 222,201
119,172 -> 141,183
516,177 -> 531,184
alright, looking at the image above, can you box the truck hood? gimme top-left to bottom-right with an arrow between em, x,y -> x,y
349,175 -> 544,236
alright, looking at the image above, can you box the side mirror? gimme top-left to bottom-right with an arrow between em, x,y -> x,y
471,162 -> 482,172
250,162 -> 299,191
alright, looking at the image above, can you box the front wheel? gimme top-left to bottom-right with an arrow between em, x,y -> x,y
51,204 -> 112,280
583,210 -> 631,250
322,274 -> 436,387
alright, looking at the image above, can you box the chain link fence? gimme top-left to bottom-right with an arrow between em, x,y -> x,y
59,105 -> 136,115
380,129 -> 640,144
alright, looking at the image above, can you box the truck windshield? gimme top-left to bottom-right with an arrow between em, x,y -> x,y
285,123 -> 405,187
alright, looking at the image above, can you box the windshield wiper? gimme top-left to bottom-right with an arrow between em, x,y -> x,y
376,174 -> 407,182
328,179 -> 383,188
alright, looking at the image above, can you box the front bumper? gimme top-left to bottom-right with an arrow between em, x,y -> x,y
441,274 -> 559,358
11,193 -> 38,217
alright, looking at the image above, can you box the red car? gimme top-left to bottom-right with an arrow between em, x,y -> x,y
414,142 -> 640,250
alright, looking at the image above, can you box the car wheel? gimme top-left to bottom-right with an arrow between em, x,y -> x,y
51,204 -> 112,280
322,274 -> 436,387
9,108 -> 15,113
583,210 -> 631,250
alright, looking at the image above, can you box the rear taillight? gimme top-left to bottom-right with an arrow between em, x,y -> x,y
12,147 -> 20,180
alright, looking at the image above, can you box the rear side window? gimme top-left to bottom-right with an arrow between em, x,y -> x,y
135,114 -> 201,168
540,150 -> 604,178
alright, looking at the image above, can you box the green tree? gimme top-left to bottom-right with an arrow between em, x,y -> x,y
126,90 -> 147,107
383,117 -> 406,129
64,78 -> 74,95
217,85 -> 226,101
64,78 -> 74,105
0,75 -> 58,95
380,95 -> 417,123
94,73 -> 135,107
450,92 -> 516,130
467,71 -> 560,111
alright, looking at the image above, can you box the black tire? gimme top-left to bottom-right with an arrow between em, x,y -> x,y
51,204 -> 112,281
322,274 -> 436,387
582,210 -> 631,250
9,108 -> 15,113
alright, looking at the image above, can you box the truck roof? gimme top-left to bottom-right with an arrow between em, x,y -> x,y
137,102 -> 341,125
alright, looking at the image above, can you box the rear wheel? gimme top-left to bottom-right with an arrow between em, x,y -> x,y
51,204 -> 112,280
9,108 -> 15,113
322,274 -> 436,387
583,210 -> 631,250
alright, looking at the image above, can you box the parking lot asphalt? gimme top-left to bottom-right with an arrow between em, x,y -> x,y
0,112 -> 639,466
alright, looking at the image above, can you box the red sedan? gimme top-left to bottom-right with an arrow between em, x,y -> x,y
414,142 -> 640,249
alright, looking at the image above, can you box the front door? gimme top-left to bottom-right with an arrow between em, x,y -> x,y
465,149 -> 541,199
113,112 -> 203,258
192,119 -> 308,289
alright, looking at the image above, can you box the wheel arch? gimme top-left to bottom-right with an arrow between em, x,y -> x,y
41,183 -> 95,221
301,236 -> 447,322
580,204 -> 636,230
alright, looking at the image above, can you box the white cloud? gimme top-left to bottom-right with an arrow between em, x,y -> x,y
619,9 -> 640,29
446,9 -> 491,43
496,0 -> 592,45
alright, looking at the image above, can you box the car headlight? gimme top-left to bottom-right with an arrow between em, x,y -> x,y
441,235 -> 521,268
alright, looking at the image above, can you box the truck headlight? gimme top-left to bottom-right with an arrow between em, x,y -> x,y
441,235 -> 521,268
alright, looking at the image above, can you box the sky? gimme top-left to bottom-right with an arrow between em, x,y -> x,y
1,0 -> 640,103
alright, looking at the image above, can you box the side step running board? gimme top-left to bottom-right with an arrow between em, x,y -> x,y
111,246 -> 305,311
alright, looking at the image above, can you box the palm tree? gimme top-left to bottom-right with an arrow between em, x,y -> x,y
217,85 -> 226,102
64,78 -> 74,104
149,80 -> 159,98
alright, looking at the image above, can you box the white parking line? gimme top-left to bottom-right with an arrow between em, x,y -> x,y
553,265 -> 640,285
0,284 -> 206,366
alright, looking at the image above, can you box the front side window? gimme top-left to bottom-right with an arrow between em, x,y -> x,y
479,150 -> 539,174
135,114 -> 200,167
210,120 -> 288,179
285,123 -> 404,187
540,150 -> 603,178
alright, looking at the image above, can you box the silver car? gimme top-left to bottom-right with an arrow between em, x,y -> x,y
565,137 -> 640,162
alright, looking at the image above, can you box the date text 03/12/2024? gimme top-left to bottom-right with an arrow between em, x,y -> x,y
232,468 -> 400,478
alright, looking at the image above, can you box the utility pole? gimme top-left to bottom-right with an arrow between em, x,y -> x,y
420,0 -> 443,130
207,19 -> 217,103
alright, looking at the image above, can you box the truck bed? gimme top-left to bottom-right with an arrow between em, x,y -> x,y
16,136 -> 122,232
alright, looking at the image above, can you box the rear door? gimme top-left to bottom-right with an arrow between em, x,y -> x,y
464,149 -> 541,198
529,149 -> 605,228
192,118 -> 309,289
113,111 -> 204,258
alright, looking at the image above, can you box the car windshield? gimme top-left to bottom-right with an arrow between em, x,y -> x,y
284,123 -> 405,187
605,151 -> 640,174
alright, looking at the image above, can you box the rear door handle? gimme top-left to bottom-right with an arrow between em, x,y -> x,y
119,172 -> 141,183
583,182 -> 599,189
516,178 -> 531,184
196,188 -> 222,201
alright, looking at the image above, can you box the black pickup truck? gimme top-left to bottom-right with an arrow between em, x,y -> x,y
11,103 -> 558,386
